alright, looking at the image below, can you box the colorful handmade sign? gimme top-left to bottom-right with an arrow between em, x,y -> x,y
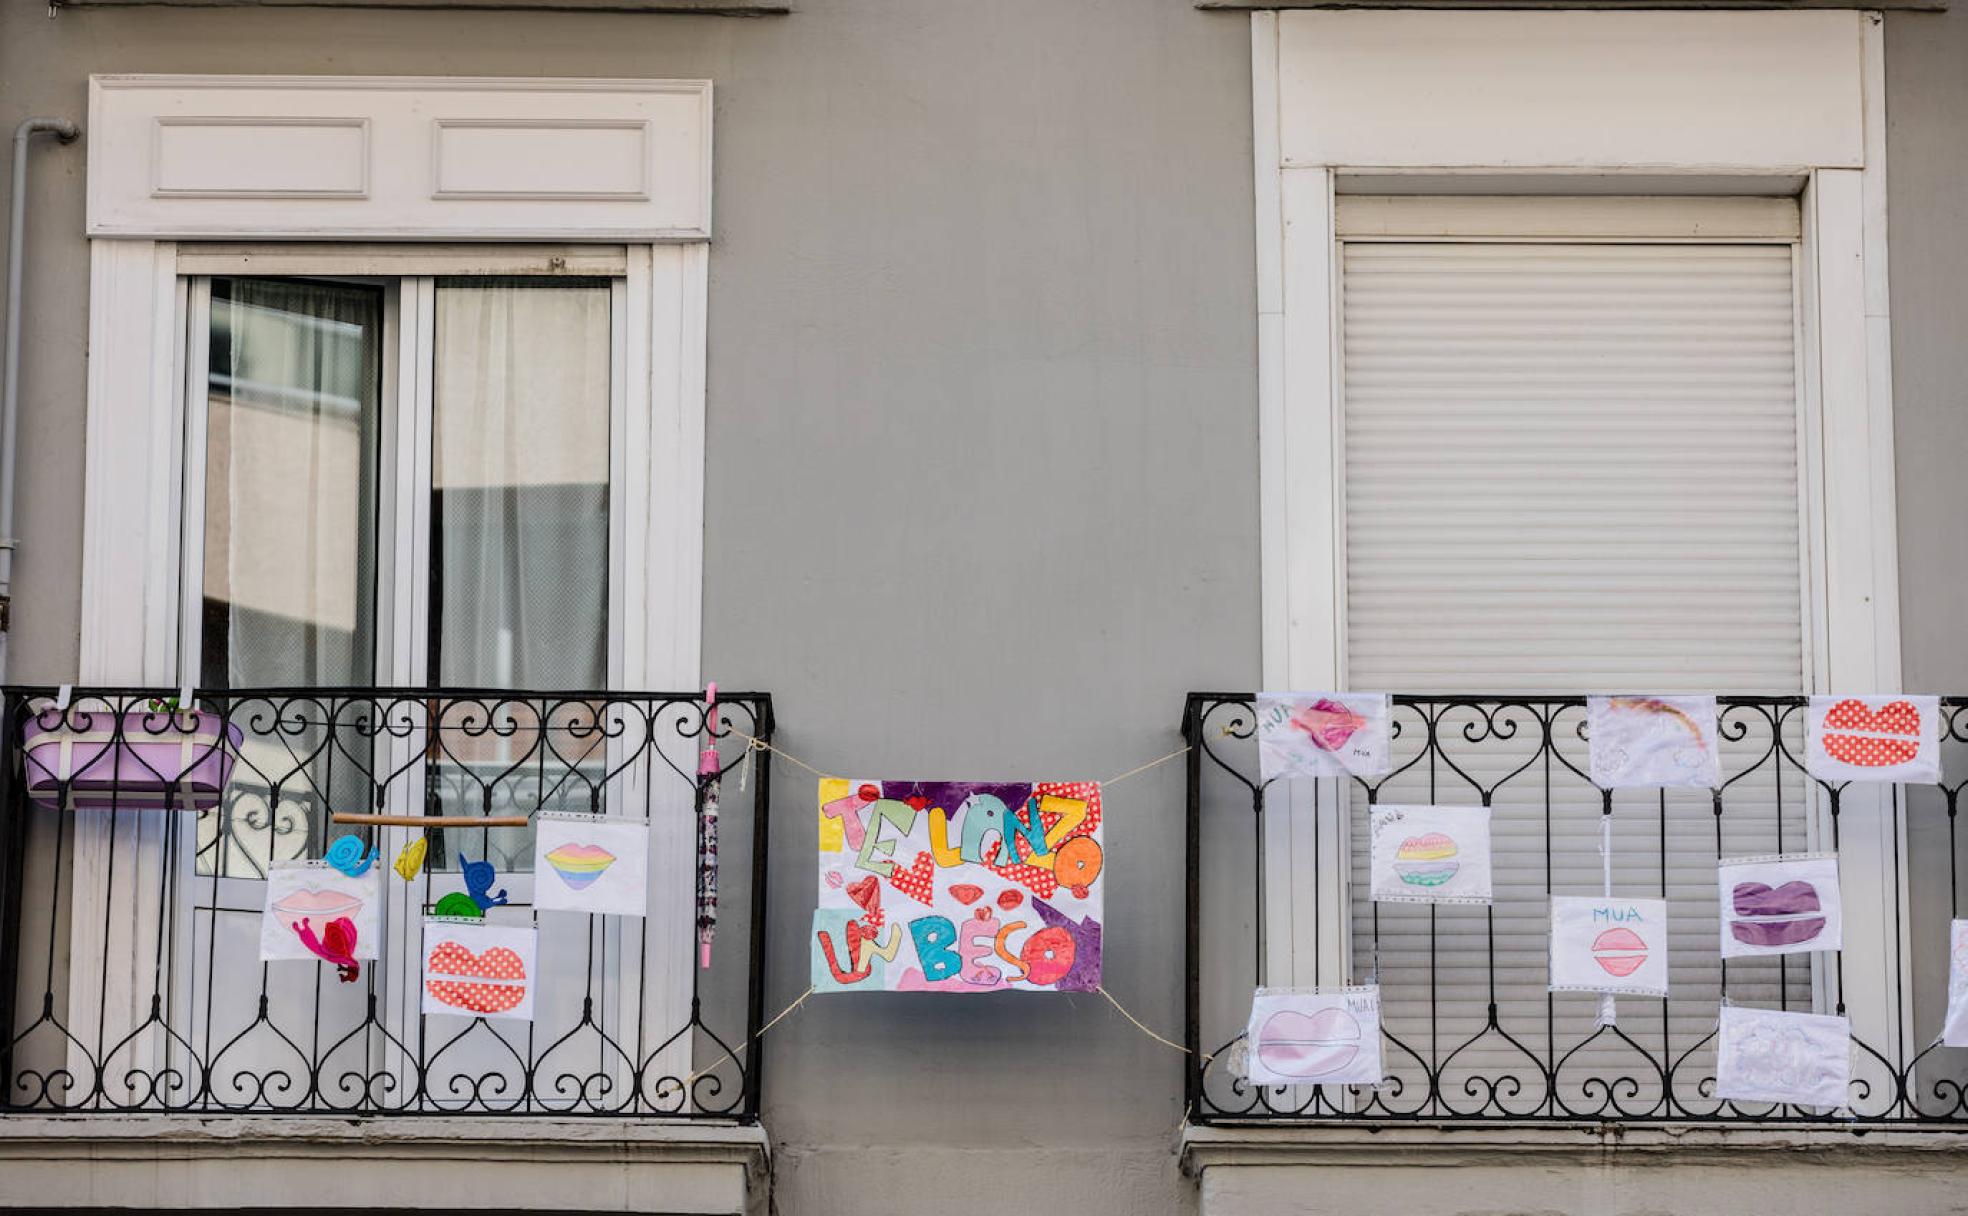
1369,804 -> 1491,905
1255,693 -> 1393,781
1805,695 -> 1942,783
1587,695 -> 1720,790
1718,854 -> 1840,958
812,779 -> 1103,993
1244,986 -> 1382,1087
1944,920 -> 1968,1048
260,859 -> 380,964
532,813 -> 648,917
1549,895 -> 1669,997
421,918 -> 537,1021
1714,1005 -> 1850,1109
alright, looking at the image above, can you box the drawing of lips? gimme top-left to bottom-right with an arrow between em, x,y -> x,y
1256,1007 -> 1363,1080
424,941 -> 528,1014
1823,699 -> 1923,767
1591,927 -> 1649,978
1394,832 -> 1458,887
544,842 -> 616,891
271,886 -> 363,934
1290,699 -> 1367,752
1731,881 -> 1826,947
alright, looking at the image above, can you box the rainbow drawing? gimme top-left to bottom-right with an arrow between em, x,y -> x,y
545,842 -> 617,891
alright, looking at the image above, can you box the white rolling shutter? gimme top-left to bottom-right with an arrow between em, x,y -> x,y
1337,210 -> 1811,1102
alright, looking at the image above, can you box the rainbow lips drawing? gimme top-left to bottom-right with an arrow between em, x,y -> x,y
544,843 -> 617,891
1731,881 -> 1826,948
1290,699 -> 1367,753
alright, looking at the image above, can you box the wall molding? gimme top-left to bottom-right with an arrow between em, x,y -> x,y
89,75 -> 713,240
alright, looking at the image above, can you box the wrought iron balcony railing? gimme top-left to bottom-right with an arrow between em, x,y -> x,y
0,686 -> 772,1119
1183,692 -> 1968,1126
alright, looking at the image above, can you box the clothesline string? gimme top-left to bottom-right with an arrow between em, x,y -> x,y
724,731 -> 1200,789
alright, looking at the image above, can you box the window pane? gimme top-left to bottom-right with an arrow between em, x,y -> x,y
430,279 -> 612,871
198,277 -> 384,876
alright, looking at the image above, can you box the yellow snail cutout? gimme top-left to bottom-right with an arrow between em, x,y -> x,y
393,837 -> 428,881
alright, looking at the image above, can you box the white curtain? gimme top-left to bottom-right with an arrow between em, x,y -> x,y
432,281 -> 611,691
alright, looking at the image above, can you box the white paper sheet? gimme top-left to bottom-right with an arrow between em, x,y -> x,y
1718,853 -> 1841,959
260,860 -> 380,962
1715,1005 -> 1851,1109
532,813 -> 649,917
1369,805 -> 1492,905
1587,695 -> 1720,790
1244,986 -> 1383,1087
1805,695 -> 1942,784
421,919 -> 538,1022
1256,693 -> 1393,781
1944,920 -> 1968,1048
1549,895 -> 1669,997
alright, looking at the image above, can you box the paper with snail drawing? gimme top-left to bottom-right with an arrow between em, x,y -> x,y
1369,804 -> 1491,905
260,860 -> 380,962
1715,1005 -> 1850,1109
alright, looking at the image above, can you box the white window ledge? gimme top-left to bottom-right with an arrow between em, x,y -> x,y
1181,1123 -> 1968,1216
0,1115 -> 768,1213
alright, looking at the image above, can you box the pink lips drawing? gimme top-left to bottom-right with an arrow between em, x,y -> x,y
1289,700 -> 1367,753
1731,881 -> 1826,948
271,886 -> 363,935
1256,1007 -> 1362,1080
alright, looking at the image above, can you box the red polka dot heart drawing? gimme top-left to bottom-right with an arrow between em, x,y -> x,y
425,941 -> 528,1014
1823,699 -> 1923,768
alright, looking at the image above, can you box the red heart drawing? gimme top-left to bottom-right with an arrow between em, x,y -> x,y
949,883 -> 984,906
1823,698 -> 1923,767
996,889 -> 1023,911
425,941 -> 528,1014
906,795 -> 929,811
846,874 -> 880,913
888,852 -> 935,906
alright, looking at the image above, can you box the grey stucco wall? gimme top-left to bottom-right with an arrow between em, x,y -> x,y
0,3 -> 1256,1213
1885,0 -> 1968,1080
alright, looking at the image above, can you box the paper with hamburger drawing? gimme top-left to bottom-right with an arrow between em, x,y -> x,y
1715,1005 -> 1850,1109
532,813 -> 648,917
1256,693 -> 1392,781
1805,695 -> 1941,783
1370,805 -> 1491,905
1549,896 -> 1669,997
1943,920 -> 1968,1047
422,919 -> 537,1022
1718,854 -> 1840,958
260,859 -> 381,962
1244,986 -> 1382,1087
1587,695 -> 1720,790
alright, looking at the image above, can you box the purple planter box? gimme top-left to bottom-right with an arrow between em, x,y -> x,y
21,705 -> 242,811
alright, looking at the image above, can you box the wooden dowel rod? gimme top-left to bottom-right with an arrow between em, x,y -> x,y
330,813 -> 530,828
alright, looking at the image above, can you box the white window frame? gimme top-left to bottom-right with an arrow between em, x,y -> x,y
1251,10 -> 1908,1062
69,76 -> 711,1093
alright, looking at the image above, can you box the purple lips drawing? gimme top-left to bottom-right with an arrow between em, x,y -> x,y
1731,881 -> 1826,948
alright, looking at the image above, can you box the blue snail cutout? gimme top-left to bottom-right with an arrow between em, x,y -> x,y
324,834 -> 380,878
462,858 -> 508,912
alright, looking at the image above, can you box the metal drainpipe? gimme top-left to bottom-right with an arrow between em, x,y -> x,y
1,117 -> 80,679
